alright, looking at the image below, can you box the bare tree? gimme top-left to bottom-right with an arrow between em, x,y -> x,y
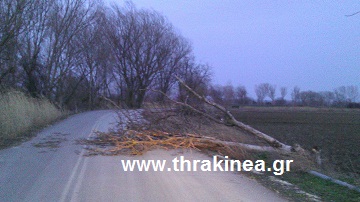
18,0 -> 54,96
334,85 -> 359,106
268,84 -> 276,102
223,83 -> 235,106
255,83 -> 269,104
0,0 -> 29,85
320,91 -> 335,106
236,85 -> 247,105
300,91 -> 324,107
334,86 -> 347,104
74,4 -> 113,109
280,87 -> 287,100
177,59 -> 212,106
1,0 -> 101,109
105,3 -> 192,108
20,0 -> 97,107
208,84 -> 224,105
291,86 -> 301,105
60,1 -> 97,104
346,85 -> 359,102
2,0 -> 200,110
152,35 -> 192,103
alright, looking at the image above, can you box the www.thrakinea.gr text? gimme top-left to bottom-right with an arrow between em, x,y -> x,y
121,156 -> 293,175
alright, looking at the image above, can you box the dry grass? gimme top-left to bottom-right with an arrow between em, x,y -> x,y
78,130 -> 237,156
0,90 -> 63,145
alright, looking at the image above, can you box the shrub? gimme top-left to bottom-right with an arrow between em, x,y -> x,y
0,90 -> 63,140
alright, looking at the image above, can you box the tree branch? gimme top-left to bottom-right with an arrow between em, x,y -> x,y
345,11 -> 360,17
174,75 -> 293,152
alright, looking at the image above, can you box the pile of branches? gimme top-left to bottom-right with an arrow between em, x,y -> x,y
78,128 -> 288,156
78,130 -> 239,156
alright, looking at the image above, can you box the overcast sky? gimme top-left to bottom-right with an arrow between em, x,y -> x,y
111,1 -> 360,99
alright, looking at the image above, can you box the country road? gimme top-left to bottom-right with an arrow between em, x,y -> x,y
0,110 -> 287,202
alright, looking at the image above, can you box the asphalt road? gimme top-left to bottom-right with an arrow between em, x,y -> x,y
0,110 -> 287,202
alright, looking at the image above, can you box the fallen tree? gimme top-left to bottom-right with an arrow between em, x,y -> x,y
149,75 -> 303,153
175,76 -> 292,151
95,75 -> 306,155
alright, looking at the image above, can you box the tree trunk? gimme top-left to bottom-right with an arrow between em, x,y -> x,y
175,75 -> 294,152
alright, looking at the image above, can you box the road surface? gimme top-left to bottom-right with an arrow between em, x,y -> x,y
0,110 -> 287,201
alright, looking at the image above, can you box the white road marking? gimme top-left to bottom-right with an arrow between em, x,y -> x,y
59,113 -> 110,202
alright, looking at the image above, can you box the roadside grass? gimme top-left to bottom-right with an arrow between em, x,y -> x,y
247,170 -> 360,202
0,90 -> 64,148
279,172 -> 360,202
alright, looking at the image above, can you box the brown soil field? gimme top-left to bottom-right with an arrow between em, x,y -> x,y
230,107 -> 360,178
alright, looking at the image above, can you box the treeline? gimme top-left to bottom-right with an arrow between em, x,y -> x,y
0,0 -> 210,110
208,83 -> 360,108
2,1 -> 358,110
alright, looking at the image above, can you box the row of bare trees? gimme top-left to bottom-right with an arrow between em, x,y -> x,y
2,0 -> 357,110
292,85 -> 359,107
1,0 -> 104,109
207,83 -> 359,107
0,0 -> 211,109
208,84 -> 249,106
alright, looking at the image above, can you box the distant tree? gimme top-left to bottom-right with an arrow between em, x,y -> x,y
334,85 -> 359,106
255,83 -> 269,104
236,85 -> 247,105
334,86 -> 347,104
280,87 -> 287,100
291,86 -> 301,105
346,85 -> 359,102
268,84 -> 276,102
320,91 -> 335,106
177,56 -> 211,106
273,87 -> 288,106
254,83 -> 276,104
300,91 -> 324,107
223,83 -> 235,106
208,85 -> 224,104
